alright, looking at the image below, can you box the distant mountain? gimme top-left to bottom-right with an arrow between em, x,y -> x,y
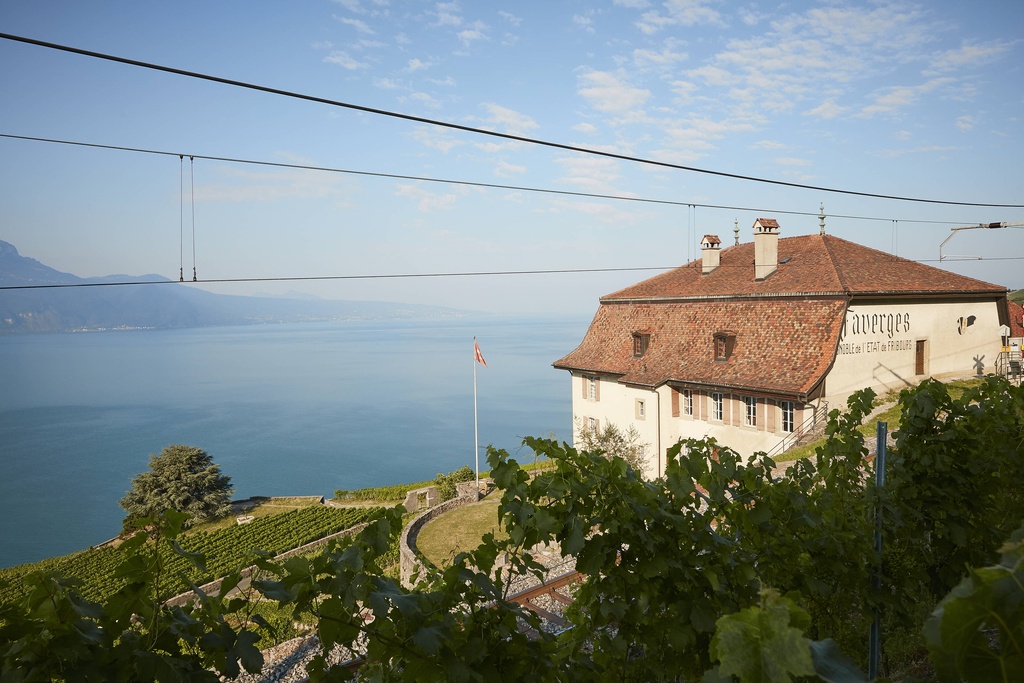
0,240 -> 469,334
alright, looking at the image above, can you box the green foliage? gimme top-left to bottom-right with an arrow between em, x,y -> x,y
710,589 -> 816,682
0,511 -> 268,681
335,466 -> 475,503
251,506 -> 561,682
433,465 -> 475,500
924,523 -> 1024,682
0,505 -> 381,606
572,417 -> 649,472
881,377 -> 1024,624
2,377 -> 1021,681
120,444 -> 233,532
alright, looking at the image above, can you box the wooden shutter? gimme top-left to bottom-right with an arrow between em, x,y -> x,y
671,389 -> 680,417
581,375 -> 587,398
595,378 -> 600,401
915,340 -> 925,375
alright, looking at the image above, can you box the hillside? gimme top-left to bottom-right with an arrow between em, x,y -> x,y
0,240 -> 468,334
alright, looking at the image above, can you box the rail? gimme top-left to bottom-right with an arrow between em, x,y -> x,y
764,401 -> 828,460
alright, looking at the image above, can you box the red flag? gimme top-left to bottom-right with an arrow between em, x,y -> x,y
474,337 -> 487,366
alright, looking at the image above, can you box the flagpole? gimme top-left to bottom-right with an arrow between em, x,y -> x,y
473,338 -> 480,499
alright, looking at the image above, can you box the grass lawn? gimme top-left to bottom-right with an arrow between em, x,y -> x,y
417,498 -> 507,569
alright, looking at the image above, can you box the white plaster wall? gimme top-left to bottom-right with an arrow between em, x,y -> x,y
571,375 -> 807,477
658,390 -> 805,465
825,300 -> 1002,404
570,373 -> 663,479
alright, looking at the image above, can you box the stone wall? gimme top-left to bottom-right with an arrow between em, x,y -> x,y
399,494 -> 475,588
164,521 -> 372,607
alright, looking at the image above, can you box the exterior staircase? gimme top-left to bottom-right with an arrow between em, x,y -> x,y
764,401 -> 829,459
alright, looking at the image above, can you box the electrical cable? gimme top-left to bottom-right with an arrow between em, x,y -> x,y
1,257 -> 1020,292
0,133 -> 994,228
1,32 -> 1023,209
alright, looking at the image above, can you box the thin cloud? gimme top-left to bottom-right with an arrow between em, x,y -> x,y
411,126 -> 464,152
806,97 -> 846,120
774,157 -> 812,167
578,71 -> 651,114
858,78 -> 954,118
493,160 -> 527,178
498,10 -> 522,26
336,16 -> 376,34
433,2 -> 463,28
875,145 -> 959,159
458,24 -> 489,48
323,51 -> 369,70
574,13 -> 597,35
554,155 -> 625,194
405,91 -> 442,109
928,40 -> 1013,74
407,57 -> 434,72
480,103 -> 539,135
637,0 -> 723,34
395,183 -> 457,212
956,115 -> 976,132
633,41 -> 689,68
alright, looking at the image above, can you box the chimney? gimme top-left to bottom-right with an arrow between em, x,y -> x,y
753,218 -> 780,280
701,234 -> 721,274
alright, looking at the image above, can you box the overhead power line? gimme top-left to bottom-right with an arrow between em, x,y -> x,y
0,266 -> 673,291
1,257 -> 1021,292
0,133 -> 984,227
2,32 -> 1023,210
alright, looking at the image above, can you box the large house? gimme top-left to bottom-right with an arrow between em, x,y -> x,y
553,219 -> 1014,478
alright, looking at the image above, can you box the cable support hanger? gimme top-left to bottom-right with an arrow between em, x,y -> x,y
190,156 -> 197,281
2,33 -> 1024,209
0,133 -> 1002,229
179,155 -> 184,282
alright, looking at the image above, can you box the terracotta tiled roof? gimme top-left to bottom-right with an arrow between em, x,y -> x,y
603,233 -> 1006,301
1009,301 -> 1024,338
556,228 -> 1009,397
553,299 -> 846,397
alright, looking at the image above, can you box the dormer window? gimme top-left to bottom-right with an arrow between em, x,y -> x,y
632,332 -> 650,357
713,332 -> 735,361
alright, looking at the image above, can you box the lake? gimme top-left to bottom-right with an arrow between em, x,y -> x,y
0,314 -> 591,568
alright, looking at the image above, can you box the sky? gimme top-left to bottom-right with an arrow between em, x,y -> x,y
1,0 -> 1022,314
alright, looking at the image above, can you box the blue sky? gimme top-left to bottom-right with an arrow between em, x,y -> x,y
1,1 -> 1022,314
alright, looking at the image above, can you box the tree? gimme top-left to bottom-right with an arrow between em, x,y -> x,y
572,417 -> 649,473
120,444 -> 233,532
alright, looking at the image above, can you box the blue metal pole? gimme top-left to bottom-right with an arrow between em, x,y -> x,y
869,421 -> 887,680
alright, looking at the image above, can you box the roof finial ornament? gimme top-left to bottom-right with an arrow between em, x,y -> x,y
819,203 -> 826,234
733,218 -> 740,245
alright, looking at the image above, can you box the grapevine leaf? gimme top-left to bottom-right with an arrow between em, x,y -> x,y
171,540 -> 206,573
711,593 -> 815,683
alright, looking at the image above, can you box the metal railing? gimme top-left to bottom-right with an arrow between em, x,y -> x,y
764,401 -> 829,460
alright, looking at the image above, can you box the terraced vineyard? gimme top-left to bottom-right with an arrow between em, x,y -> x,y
0,505 -> 382,606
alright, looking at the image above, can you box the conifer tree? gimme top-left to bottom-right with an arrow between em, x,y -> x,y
119,444 -> 233,532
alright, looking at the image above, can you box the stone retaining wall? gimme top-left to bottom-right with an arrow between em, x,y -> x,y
165,521 -> 372,607
399,494 -> 475,588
